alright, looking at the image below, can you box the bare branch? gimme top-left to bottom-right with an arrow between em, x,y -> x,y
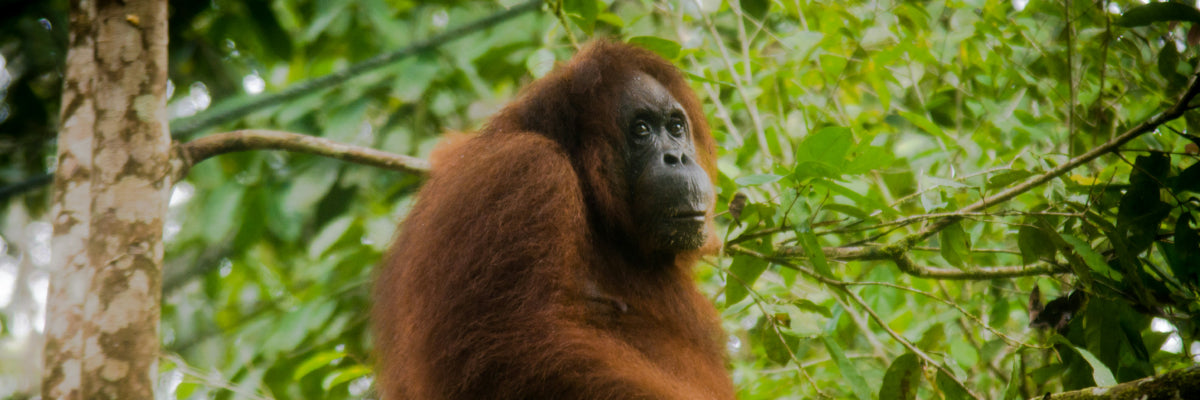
172,130 -> 430,182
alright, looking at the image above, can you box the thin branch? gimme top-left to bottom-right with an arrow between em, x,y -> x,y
172,130 -> 430,182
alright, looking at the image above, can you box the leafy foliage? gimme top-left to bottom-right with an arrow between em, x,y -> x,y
2,0 -> 1200,399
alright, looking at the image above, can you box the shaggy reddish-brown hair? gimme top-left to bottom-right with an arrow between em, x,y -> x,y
372,41 -> 732,399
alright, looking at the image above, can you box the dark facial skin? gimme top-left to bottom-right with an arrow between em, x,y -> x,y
620,73 -> 714,252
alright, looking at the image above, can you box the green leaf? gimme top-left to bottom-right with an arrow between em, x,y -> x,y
1117,154 -> 1170,254
1062,234 -> 1122,282
725,255 -> 769,306
1116,2 -> 1200,27
264,301 -> 337,355
735,173 -> 783,186
868,71 -> 892,111
791,298 -> 833,318
301,0 -> 351,42
949,339 -> 979,368
752,316 -> 801,365
917,323 -> 946,350
936,368 -> 971,400
939,221 -> 972,268
879,353 -> 921,400
321,365 -> 372,390
1018,226 -> 1056,265
324,98 -> 369,143
800,126 -> 854,169
986,169 -> 1033,189
1172,213 -> 1200,283
845,145 -> 893,175
627,36 -> 681,59
810,179 -> 901,217
245,1 -> 294,60
799,228 -> 832,278
308,216 -> 354,259
1157,41 -> 1188,87
926,177 -> 968,189
898,110 -> 953,143
1159,40 -> 1181,78
822,336 -> 873,400
684,71 -> 734,88
202,183 -> 245,243
819,54 -> 848,77
175,382 -> 199,399
1051,336 -> 1117,387
388,56 -> 440,103
739,0 -> 770,20
283,164 -> 339,216
1118,314 -> 1152,362
293,350 -> 348,380
595,12 -> 624,28
1001,360 -> 1022,400
823,203 -> 871,220
562,0 -> 598,34
1177,161 -> 1200,193
526,48 -> 557,78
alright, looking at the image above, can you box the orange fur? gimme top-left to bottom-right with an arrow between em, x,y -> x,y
372,41 -> 733,400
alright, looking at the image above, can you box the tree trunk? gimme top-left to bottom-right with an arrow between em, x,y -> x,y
42,0 -> 170,398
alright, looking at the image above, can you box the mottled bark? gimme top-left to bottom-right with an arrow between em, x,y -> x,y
43,0 -> 170,399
